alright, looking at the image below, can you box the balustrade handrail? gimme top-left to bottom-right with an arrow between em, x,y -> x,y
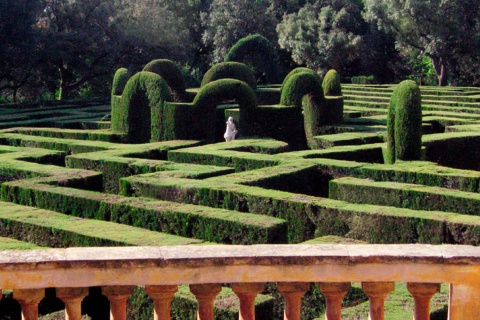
1,244 -> 480,319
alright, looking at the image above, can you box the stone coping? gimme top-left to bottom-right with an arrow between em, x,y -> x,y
0,244 -> 479,289
0,244 -> 479,268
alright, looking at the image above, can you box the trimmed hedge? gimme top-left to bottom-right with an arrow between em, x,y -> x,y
111,71 -> 172,143
225,34 -> 279,84
351,75 -> 375,84
280,72 -> 323,108
143,59 -> 186,102
111,68 -> 130,96
201,62 -> 257,89
193,79 -> 257,141
0,201 -> 203,247
386,80 -> 422,163
329,177 -> 480,216
322,69 -> 342,96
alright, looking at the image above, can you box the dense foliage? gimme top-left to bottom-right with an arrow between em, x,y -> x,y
1,0 -> 480,102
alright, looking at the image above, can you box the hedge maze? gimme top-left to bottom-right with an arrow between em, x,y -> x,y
0,57 -> 479,318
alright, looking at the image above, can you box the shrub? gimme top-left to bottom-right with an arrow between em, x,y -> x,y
193,79 -> 257,142
111,68 -> 130,96
351,75 -> 375,84
111,71 -> 172,143
281,67 -> 321,92
280,71 -> 323,108
143,59 -> 186,102
322,69 -> 342,96
386,80 -> 422,164
201,62 -> 257,89
225,34 -> 279,84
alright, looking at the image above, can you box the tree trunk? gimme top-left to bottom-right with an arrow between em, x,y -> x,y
430,56 -> 447,86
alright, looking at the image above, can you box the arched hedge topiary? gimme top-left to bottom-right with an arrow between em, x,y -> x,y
386,80 -> 422,164
280,71 -> 323,108
322,69 -> 342,96
111,68 -> 130,96
193,79 -> 257,142
225,34 -> 279,84
281,67 -> 321,93
143,59 -> 186,102
201,62 -> 257,89
111,71 -> 172,143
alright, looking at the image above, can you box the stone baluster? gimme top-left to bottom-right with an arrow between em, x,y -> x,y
448,282 -> 480,319
14,288 -> 45,320
190,283 -> 222,320
362,282 -> 395,320
102,285 -> 135,320
145,285 -> 178,320
231,283 -> 264,320
318,282 -> 351,320
407,283 -> 440,320
56,287 -> 89,320
277,282 -> 310,320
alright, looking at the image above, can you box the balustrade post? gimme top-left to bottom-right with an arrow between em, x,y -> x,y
318,282 -> 351,320
56,287 -> 88,320
277,282 -> 310,320
407,283 -> 440,320
14,288 -> 45,320
448,282 -> 480,319
190,283 -> 222,320
102,285 -> 135,320
231,283 -> 264,320
145,285 -> 178,320
362,282 -> 394,320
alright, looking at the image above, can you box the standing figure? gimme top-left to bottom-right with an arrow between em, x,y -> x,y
224,116 -> 237,141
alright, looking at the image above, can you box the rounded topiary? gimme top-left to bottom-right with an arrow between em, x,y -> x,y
281,67 -> 321,92
322,69 -> 342,96
201,62 -> 257,89
111,68 -> 130,96
387,80 -> 422,164
193,79 -> 257,142
112,71 -> 172,143
225,34 -> 279,84
280,72 -> 323,108
143,59 -> 186,101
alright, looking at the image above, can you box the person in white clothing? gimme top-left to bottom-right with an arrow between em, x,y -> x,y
224,116 -> 237,141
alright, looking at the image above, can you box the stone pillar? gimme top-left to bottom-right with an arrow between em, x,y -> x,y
14,288 -> 45,320
277,282 -> 310,320
362,282 -> 395,320
448,283 -> 480,319
318,282 -> 351,320
190,283 -> 222,320
56,287 -> 89,320
231,283 -> 264,320
407,283 -> 440,320
145,285 -> 178,320
102,285 -> 135,320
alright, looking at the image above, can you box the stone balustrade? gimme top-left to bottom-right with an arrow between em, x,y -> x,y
1,244 -> 480,319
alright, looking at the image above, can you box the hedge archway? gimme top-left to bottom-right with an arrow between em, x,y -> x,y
111,71 -> 172,143
193,79 -> 257,142
225,34 -> 279,84
143,59 -> 186,102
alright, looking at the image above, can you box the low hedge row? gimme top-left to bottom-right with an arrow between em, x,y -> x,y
1,176 -> 287,244
330,177 -> 480,216
0,201 -> 203,247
